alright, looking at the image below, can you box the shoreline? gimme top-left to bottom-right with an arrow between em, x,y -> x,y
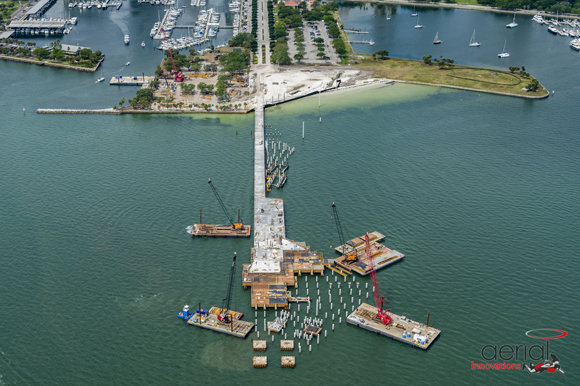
35,73 -> 547,115
0,55 -> 103,72
338,0 -> 580,19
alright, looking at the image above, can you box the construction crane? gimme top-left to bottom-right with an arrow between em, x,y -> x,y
218,252 -> 237,324
160,28 -> 184,82
208,179 -> 243,229
331,202 -> 357,262
366,233 -> 392,325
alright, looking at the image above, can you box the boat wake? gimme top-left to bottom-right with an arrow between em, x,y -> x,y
185,225 -> 193,234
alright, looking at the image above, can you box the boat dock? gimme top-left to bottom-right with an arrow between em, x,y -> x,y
187,307 -> 254,338
347,303 -> 441,349
109,75 -> 154,86
191,223 -> 251,237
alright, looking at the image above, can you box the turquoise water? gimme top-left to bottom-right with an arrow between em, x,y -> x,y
1,3 -> 579,385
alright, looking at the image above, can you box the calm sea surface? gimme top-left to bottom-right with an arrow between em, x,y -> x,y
0,2 -> 578,385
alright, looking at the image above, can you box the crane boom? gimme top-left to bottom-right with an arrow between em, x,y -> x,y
208,179 -> 243,229
160,28 -> 184,82
218,252 -> 237,324
366,234 -> 392,325
331,203 -> 357,261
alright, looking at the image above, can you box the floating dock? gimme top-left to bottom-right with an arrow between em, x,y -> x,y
191,224 -> 251,237
187,307 -> 253,338
109,75 -> 154,86
334,231 -> 404,276
280,340 -> 294,351
347,303 -> 440,349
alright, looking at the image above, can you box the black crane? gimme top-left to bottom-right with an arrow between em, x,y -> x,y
208,179 -> 243,229
218,252 -> 237,324
331,202 -> 357,262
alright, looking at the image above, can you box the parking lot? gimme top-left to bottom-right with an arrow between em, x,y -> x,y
287,21 -> 339,64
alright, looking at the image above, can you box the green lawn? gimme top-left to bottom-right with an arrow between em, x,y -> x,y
351,55 -> 548,97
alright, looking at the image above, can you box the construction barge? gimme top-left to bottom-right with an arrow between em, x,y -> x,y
179,305 -> 254,338
347,303 -> 440,349
190,223 -> 251,237
334,231 -> 405,276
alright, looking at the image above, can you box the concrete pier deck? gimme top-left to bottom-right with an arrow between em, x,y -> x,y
244,104 -> 332,308
347,303 -> 440,349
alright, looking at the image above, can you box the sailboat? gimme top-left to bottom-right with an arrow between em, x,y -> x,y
414,14 -> 423,29
386,9 -> 391,21
433,32 -> 441,44
469,29 -> 481,47
498,40 -> 509,57
411,6 -> 417,17
506,13 -> 518,28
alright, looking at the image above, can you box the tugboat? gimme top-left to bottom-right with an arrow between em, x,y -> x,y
124,34 -> 130,44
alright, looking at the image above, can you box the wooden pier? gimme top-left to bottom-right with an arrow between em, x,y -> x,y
187,308 -> 253,338
191,223 -> 251,237
347,303 -> 441,349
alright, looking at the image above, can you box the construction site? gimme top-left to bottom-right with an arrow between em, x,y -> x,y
176,103 -> 440,368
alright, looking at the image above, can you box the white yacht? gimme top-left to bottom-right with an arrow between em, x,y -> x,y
124,34 -> 130,44
506,13 -> 518,28
125,61 -> 131,66
411,6 -> 417,17
469,30 -> 481,47
96,77 -> 105,83
532,12 -> 544,24
498,40 -> 509,58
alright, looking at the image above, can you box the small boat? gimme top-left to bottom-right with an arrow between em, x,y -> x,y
141,41 -> 146,47
414,15 -> 423,29
96,77 -> 105,83
124,34 -> 130,44
498,40 -> 509,58
433,32 -> 441,44
548,25 -> 559,34
125,61 -> 131,66
386,9 -> 391,21
506,13 -> 518,28
411,6 -> 417,17
469,29 -> 481,47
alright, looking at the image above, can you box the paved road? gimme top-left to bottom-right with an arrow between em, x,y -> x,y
256,0 -> 270,65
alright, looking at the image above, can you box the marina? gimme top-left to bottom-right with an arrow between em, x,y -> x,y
347,303 -> 441,349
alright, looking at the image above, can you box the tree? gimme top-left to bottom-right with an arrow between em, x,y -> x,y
197,82 -> 207,93
375,50 -> 389,60
422,55 -> 432,65
509,66 -> 520,73
314,37 -> 324,44
32,47 -> 50,60
526,79 -> 540,92
119,98 -> 125,107
294,53 -> 303,63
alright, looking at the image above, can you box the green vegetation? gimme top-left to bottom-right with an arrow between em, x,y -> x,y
0,1 -> 19,24
128,88 -> 154,109
476,0 -> 580,15
352,55 -> 548,96
163,49 -> 189,72
372,50 -> 389,60
251,0 -> 258,52
228,32 -> 257,52
219,48 -> 250,74
271,38 -> 291,65
1,39 -> 103,68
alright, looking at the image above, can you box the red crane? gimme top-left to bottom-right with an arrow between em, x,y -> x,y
160,28 -> 184,82
366,233 -> 392,325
